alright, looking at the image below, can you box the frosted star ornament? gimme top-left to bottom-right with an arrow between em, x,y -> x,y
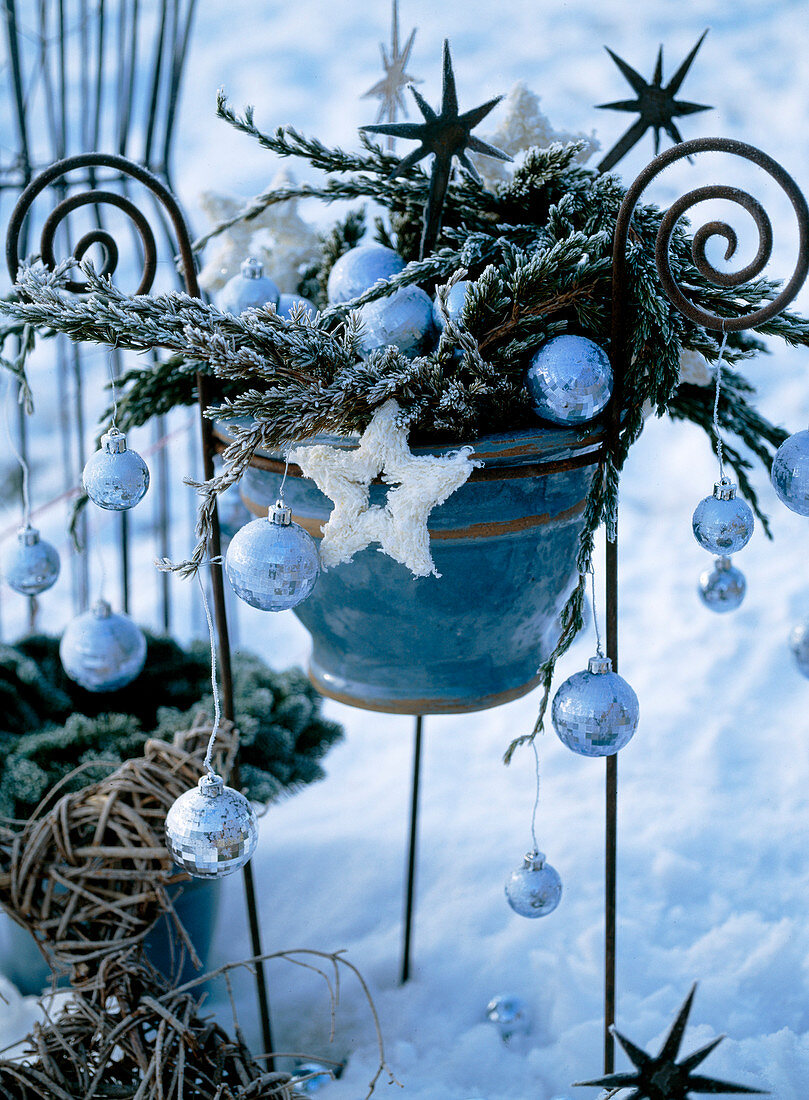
692,477 -> 754,554
771,429 -> 809,515
361,0 -> 421,146
485,995 -> 531,1042
505,851 -> 562,918
225,498 -> 319,611
59,599 -> 146,692
326,244 -> 404,305
552,654 -> 639,756
698,556 -> 745,613
83,427 -> 149,511
218,256 -> 280,315
165,773 -> 258,879
526,335 -> 613,425
4,525 -> 60,595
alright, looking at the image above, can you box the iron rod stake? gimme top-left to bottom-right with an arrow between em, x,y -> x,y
400,714 -> 423,985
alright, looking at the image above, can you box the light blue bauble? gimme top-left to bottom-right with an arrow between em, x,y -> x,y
790,619 -> 809,679
290,1063 -> 332,1094
165,774 -> 258,879
698,555 -> 745,613
551,655 -> 639,757
358,285 -> 435,358
526,334 -> 613,425
225,500 -> 319,611
772,429 -> 809,516
485,994 -> 531,1042
218,257 -> 280,315
82,428 -> 149,512
326,244 -> 404,304
504,851 -> 562,918
4,526 -> 60,595
59,599 -> 147,693
432,279 -> 470,330
692,479 -> 754,554
277,293 -> 315,320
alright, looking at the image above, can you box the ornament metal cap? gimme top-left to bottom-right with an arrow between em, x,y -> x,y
241,256 -> 264,279
588,654 -> 613,674
715,555 -> 732,571
17,525 -> 40,547
198,773 -> 225,798
270,499 -> 292,527
91,598 -> 112,619
713,477 -> 737,501
101,427 -> 128,454
524,850 -> 545,869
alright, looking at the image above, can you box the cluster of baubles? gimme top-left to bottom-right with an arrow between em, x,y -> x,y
164,772 -> 258,879
692,475 -> 753,614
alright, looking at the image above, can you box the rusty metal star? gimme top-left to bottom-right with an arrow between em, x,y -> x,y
361,0 -> 421,151
361,39 -> 511,258
596,31 -> 712,173
574,984 -> 767,1099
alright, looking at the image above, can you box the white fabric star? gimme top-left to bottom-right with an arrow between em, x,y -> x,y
288,400 -> 480,578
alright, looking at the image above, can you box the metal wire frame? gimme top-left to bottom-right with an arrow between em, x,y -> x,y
606,135 -> 809,1073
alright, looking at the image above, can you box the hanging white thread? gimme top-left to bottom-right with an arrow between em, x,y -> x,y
91,518 -> 108,604
712,328 -> 730,481
587,563 -> 604,658
529,739 -> 541,855
278,451 -> 291,501
3,375 -> 32,529
197,570 -> 221,778
106,348 -> 119,429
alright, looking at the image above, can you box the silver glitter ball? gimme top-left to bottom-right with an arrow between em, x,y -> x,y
326,244 -> 404,304
59,599 -> 146,692
218,256 -> 280,314
789,619 -> 809,679
526,335 -> 613,425
225,499 -> 319,611
552,655 -> 639,757
698,555 -> 746,613
82,428 -> 150,511
772,429 -> 809,516
485,994 -> 532,1042
504,851 -> 562,918
165,773 -> 258,879
278,293 -> 316,320
357,285 -> 435,359
291,1062 -> 333,1093
4,526 -> 60,595
692,478 -> 754,554
432,279 -> 470,330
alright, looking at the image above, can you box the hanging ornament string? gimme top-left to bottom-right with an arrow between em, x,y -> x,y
106,347 -> 119,430
711,328 -> 730,480
587,563 -> 604,658
3,374 -> 32,529
197,568 -> 221,779
91,518 -> 108,603
529,739 -> 541,856
277,450 -> 291,502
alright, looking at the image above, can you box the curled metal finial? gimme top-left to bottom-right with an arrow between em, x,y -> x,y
612,136 -> 809,337
5,152 -> 200,297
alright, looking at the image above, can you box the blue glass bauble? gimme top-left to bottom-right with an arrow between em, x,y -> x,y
83,428 -> 149,511
218,257 -> 280,314
485,994 -> 531,1041
358,286 -> 435,358
225,499 -> 319,611
291,1063 -> 332,1094
165,774 -> 258,879
772,429 -> 809,516
432,279 -> 470,330
326,244 -> 404,304
552,655 -> 639,756
59,599 -> 146,692
692,479 -> 754,554
698,555 -> 745,613
4,525 -> 60,595
790,620 -> 809,679
526,334 -> 613,425
277,293 -> 316,320
505,851 -> 562,918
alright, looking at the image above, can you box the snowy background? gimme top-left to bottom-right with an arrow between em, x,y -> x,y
2,0 -> 809,1097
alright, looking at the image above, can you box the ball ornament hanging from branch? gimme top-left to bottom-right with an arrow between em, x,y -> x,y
83,426 -> 150,511
552,655 -> 639,757
504,850 -> 562,918
771,428 -> 809,516
164,772 -> 258,879
4,524 -> 60,595
225,498 -> 320,612
59,598 -> 147,692
217,255 -> 280,315
692,478 -> 754,555
698,555 -> 745,613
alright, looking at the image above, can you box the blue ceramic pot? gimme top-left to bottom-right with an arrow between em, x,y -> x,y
234,423 -> 603,714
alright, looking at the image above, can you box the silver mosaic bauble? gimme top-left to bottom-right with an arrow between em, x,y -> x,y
526,334 -> 613,425
225,499 -> 319,611
504,851 -> 562,918
165,773 -> 258,879
432,279 -> 470,330
771,429 -> 809,516
485,994 -> 531,1042
698,555 -> 746,613
692,478 -> 754,555
277,293 -> 316,320
4,526 -> 60,595
357,285 -> 435,359
326,243 -> 404,304
789,619 -> 809,679
82,428 -> 150,511
59,599 -> 146,692
218,256 -> 280,314
291,1062 -> 332,1093
551,655 -> 639,756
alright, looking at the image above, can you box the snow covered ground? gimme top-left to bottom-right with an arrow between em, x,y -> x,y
3,0 -> 809,1096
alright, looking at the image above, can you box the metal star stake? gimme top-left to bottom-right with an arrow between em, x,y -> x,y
573,984 -> 768,1098
361,0 -> 421,151
361,39 -> 512,258
596,30 -> 712,173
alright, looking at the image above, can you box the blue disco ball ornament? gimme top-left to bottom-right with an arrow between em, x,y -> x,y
692,478 -> 754,554
485,994 -> 531,1042
165,773 -> 258,879
772,429 -> 809,516
358,286 -> 435,358
552,655 -> 639,756
83,428 -> 150,511
432,279 -> 470,330
526,334 -> 613,425
326,243 -> 404,304
218,256 -> 280,314
4,525 -> 60,595
225,499 -> 319,611
504,851 -> 562,918
277,293 -> 316,320
698,556 -> 746,613
60,599 -> 146,692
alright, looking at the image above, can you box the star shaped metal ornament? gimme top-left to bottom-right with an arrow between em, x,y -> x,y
361,39 -> 512,258
574,984 -> 767,1099
596,30 -> 712,173
361,0 -> 421,151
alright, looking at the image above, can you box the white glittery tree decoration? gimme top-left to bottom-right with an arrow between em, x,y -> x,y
288,400 -> 480,578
